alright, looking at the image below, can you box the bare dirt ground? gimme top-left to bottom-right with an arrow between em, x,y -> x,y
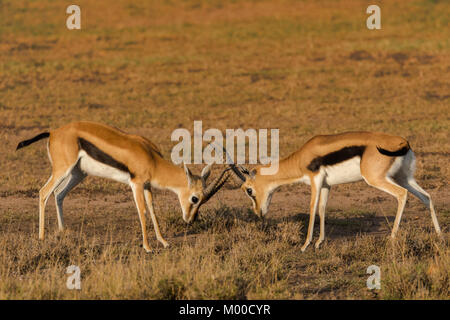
2,181 -> 449,244
0,0 -> 448,299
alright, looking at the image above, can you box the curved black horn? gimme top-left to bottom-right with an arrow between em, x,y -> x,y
228,163 -> 246,182
211,142 -> 247,183
202,168 -> 231,203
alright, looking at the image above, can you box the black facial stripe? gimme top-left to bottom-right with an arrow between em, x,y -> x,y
307,145 -> 366,172
78,137 -> 135,178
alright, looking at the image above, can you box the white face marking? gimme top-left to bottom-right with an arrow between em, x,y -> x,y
189,194 -> 200,204
323,157 -> 363,185
244,188 -> 257,213
261,188 -> 274,216
78,151 -> 131,184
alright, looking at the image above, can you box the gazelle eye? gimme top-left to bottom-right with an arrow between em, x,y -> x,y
191,196 -> 199,204
246,188 -> 253,196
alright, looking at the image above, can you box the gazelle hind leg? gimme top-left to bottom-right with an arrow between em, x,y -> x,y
364,176 -> 408,238
315,186 -> 330,249
53,165 -> 86,231
397,178 -> 441,235
393,151 -> 441,235
39,136 -> 81,240
39,172 -> 70,239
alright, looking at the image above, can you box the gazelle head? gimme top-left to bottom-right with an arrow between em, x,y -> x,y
228,164 -> 274,218
179,163 -> 230,223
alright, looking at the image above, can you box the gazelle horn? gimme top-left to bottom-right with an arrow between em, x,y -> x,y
208,141 -> 248,185
202,168 -> 231,203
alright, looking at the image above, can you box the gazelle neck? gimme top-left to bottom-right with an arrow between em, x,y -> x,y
151,158 -> 187,192
257,155 -> 304,189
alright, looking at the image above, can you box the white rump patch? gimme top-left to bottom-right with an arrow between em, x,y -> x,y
387,150 -> 412,178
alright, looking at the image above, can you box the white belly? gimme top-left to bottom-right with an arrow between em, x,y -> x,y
295,175 -> 311,186
324,157 -> 363,185
78,151 -> 131,184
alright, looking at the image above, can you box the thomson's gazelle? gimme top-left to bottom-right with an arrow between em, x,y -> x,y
16,121 -> 230,252
228,132 -> 442,251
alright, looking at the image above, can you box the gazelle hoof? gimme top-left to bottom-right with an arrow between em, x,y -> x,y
161,241 -> 170,248
301,243 -> 310,252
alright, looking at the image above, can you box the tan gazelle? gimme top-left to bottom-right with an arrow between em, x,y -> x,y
16,121 -> 230,252
227,132 -> 442,251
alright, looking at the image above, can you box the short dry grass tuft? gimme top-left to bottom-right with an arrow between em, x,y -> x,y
0,205 -> 447,299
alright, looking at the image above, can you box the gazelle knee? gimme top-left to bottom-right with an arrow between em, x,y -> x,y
399,189 -> 408,201
39,189 -> 51,205
39,188 -> 47,200
55,192 -> 64,205
422,197 -> 431,208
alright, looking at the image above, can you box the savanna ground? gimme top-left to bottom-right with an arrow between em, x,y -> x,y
0,0 -> 449,299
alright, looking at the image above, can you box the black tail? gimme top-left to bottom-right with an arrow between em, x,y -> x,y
376,143 -> 410,157
16,132 -> 50,150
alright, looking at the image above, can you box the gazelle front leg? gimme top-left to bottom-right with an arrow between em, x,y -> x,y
301,174 -> 324,252
130,182 -> 152,253
144,187 -> 169,248
315,185 -> 330,249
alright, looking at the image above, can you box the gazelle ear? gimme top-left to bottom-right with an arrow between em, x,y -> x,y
238,165 -> 256,179
201,163 -> 212,182
183,162 -> 194,187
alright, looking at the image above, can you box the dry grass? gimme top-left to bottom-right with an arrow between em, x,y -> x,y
0,0 -> 449,299
0,205 -> 448,299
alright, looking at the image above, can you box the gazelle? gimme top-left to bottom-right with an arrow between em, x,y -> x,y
16,121 -> 230,252
227,132 -> 442,251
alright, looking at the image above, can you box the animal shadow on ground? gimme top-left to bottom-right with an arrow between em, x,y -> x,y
172,203 -> 396,242
171,205 -> 260,238
269,211 -> 395,240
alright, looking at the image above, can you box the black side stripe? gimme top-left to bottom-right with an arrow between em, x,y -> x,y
78,138 -> 135,178
307,145 -> 366,172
